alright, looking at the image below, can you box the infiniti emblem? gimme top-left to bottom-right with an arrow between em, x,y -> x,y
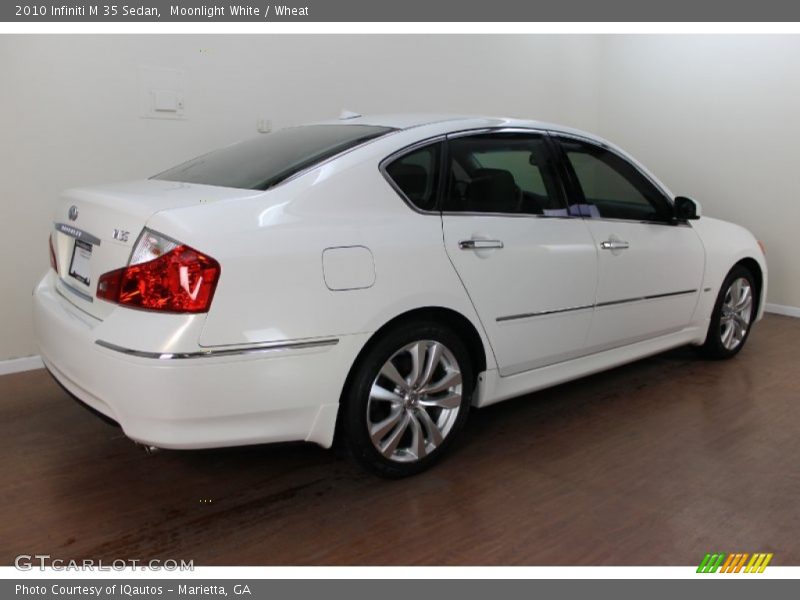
68,205 -> 79,221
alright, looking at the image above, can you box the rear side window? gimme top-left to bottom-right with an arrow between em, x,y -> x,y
384,143 -> 442,212
153,124 -> 394,191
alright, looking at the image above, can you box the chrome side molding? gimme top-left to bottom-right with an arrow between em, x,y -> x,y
497,304 -> 594,323
95,337 -> 339,360
497,289 -> 698,322
596,289 -> 697,308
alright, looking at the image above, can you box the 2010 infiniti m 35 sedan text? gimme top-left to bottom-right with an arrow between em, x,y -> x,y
34,114 -> 767,477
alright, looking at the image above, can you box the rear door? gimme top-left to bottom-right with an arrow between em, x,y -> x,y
552,135 -> 705,351
440,131 -> 599,376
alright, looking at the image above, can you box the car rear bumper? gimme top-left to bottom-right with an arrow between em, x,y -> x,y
32,271 -> 365,449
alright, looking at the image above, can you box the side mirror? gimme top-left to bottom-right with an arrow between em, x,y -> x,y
674,196 -> 701,221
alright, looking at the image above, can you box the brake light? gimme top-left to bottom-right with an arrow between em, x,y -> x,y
49,234 -> 58,273
97,230 -> 220,313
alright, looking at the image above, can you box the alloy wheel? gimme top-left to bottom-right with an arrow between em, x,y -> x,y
720,277 -> 753,351
366,340 -> 463,463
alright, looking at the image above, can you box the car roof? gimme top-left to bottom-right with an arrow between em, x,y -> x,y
308,112 -> 673,200
312,112 -> 609,145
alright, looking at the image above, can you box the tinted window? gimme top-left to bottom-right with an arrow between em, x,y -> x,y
153,124 -> 394,190
384,143 -> 442,211
443,134 -> 564,215
558,138 -> 672,221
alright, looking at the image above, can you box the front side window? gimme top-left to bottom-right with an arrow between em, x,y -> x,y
154,124 -> 395,190
384,142 -> 442,212
557,138 -> 672,222
443,133 -> 564,215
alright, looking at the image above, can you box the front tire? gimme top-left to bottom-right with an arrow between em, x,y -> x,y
701,265 -> 757,359
342,321 -> 473,478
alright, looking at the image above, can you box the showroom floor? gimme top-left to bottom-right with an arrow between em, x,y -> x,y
2,314 -> 798,566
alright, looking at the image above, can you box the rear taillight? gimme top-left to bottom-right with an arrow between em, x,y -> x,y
49,234 -> 58,273
97,229 -> 220,313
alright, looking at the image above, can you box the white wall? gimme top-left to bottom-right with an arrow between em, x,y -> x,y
597,35 -> 800,311
2,35 -> 798,363
0,34 -> 601,361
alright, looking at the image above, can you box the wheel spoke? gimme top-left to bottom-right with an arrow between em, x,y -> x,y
407,342 -> 425,388
735,296 -> 752,316
721,322 -> 735,349
419,392 -> 462,410
380,413 -> 411,458
734,286 -> 751,311
408,412 -> 427,459
731,278 -> 743,305
421,369 -> 462,394
733,319 -> 745,341
415,408 -> 444,446
370,383 -> 403,405
370,408 -> 404,443
418,342 -> 443,389
380,360 -> 408,392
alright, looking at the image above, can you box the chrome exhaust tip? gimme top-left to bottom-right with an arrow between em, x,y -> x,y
137,443 -> 161,455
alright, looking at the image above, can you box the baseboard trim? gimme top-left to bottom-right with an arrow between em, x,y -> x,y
0,355 -> 44,377
765,303 -> 800,319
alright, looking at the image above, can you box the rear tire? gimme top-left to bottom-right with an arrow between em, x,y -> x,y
701,265 -> 757,359
341,321 -> 473,478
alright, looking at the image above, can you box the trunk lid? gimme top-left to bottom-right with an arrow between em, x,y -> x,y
51,179 -> 257,320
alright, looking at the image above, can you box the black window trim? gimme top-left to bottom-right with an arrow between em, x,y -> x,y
549,132 -> 685,227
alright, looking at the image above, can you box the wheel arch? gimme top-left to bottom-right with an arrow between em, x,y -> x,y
335,306 -> 489,429
733,256 -> 764,317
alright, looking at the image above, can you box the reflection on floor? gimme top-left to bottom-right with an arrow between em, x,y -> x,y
1,314 -> 797,565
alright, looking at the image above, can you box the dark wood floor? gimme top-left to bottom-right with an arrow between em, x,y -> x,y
2,314 -> 799,566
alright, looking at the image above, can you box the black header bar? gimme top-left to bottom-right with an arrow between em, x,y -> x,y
4,0 -> 800,22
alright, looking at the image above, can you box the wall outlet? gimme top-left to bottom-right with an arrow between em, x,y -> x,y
139,66 -> 186,120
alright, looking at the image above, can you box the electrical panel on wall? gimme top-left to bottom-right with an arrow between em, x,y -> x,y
138,66 -> 186,120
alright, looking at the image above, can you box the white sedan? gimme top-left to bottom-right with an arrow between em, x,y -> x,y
33,113 -> 767,477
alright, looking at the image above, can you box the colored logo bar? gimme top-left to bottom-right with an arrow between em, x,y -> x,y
697,552 -> 773,573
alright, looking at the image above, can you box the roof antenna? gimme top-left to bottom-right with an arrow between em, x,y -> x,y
339,109 -> 362,120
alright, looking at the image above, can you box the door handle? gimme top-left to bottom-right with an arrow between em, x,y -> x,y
600,240 -> 630,251
459,239 -> 504,250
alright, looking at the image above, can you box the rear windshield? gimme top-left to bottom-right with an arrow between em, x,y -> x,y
152,124 -> 395,190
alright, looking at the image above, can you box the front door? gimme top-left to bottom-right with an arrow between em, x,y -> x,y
553,135 -> 705,351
